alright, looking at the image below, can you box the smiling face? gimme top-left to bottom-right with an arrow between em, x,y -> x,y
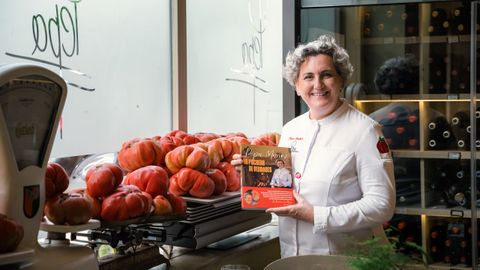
276,160 -> 285,168
294,54 -> 344,120
244,193 -> 253,204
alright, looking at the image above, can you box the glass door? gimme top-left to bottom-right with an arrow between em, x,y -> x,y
298,0 -> 479,268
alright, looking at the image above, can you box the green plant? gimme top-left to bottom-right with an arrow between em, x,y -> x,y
344,226 -> 428,270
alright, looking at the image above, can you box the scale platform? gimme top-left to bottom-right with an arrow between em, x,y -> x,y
0,247 -> 35,268
147,192 -> 272,249
40,218 -> 101,233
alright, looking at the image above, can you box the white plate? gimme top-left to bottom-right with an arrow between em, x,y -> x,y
0,247 -> 35,266
40,218 -> 101,233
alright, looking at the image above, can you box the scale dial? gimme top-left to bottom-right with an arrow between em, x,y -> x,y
0,75 -> 61,170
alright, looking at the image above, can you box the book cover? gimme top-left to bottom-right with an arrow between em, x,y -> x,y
240,144 -> 295,210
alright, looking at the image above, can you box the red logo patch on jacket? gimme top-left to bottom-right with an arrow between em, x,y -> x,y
377,136 -> 391,159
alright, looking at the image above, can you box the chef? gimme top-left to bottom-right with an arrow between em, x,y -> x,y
232,34 -> 395,257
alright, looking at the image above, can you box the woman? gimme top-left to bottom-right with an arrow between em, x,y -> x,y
270,159 -> 293,188
232,35 -> 395,257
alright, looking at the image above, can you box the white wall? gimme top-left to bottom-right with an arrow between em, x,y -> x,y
0,0 -> 172,158
186,0 -> 284,137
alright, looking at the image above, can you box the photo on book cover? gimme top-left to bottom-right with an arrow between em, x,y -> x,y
240,144 -> 295,210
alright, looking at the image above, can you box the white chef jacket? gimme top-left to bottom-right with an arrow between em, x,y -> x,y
277,100 -> 396,257
270,167 -> 293,187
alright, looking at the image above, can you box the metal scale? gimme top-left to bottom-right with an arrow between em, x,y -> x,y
0,63 -> 98,270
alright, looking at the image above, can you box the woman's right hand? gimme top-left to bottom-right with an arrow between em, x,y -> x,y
230,153 -> 243,173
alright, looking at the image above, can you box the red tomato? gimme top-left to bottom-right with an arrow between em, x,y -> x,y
152,195 -> 173,215
205,140 -> 224,168
192,132 -> 220,142
44,193 -> 93,225
205,168 -> 227,195
69,188 -> 102,219
100,185 -> 152,222
118,138 -> 165,172
169,168 -> 215,198
165,193 -> 187,214
123,165 -> 169,198
86,163 -> 123,198
0,214 -> 24,253
251,132 -> 280,146
216,162 -> 241,192
165,145 -> 210,174
217,139 -> 234,161
45,163 -> 69,199
168,174 -> 187,196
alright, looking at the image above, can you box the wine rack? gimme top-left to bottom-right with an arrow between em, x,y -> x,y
299,0 -> 480,268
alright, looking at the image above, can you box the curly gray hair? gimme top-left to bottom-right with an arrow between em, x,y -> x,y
283,35 -> 354,87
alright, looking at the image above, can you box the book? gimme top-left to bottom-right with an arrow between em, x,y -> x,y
240,144 -> 295,210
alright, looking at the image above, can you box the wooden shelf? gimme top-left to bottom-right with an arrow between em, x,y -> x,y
396,206 -> 480,218
392,150 -> 473,160
427,263 -> 475,270
361,34 -> 473,45
354,94 -> 478,102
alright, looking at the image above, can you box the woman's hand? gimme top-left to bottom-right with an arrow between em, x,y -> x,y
266,191 -> 314,224
230,153 -> 243,173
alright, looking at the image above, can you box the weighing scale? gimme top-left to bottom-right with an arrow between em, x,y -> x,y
0,63 -> 99,269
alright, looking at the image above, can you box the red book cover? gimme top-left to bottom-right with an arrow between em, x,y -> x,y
240,144 -> 295,210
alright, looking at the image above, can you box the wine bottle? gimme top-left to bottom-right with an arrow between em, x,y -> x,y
445,183 -> 469,208
450,43 -> 470,94
430,244 -> 443,262
430,223 -> 446,247
451,110 -> 470,150
380,118 -> 403,149
437,161 -> 458,180
459,239 -> 472,266
450,6 -> 470,35
374,6 -> 387,37
402,4 -> 419,37
459,59 -> 469,93
406,109 -> 420,149
363,26 -> 372,37
428,8 -> 448,36
466,125 -> 472,135
451,111 -> 470,128
388,106 -> 409,122
428,48 -> 447,94
363,10 -> 373,37
450,68 -> 461,94
443,130 -> 451,139
384,5 -> 400,37
427,116 -> 455,149
456,129 -> 470,150
443,238 -> 453,264
439,163 -> 469,208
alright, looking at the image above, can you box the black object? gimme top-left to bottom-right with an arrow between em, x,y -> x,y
430,222 -> 447,262
451,110 -> 470,150
405,109 -> 420,149
428,46 -> 448,94
402,5 -> 419,37
450,6 -> 470,35
427,116 -> 456,150
374,55 -> 419,95
451,111 -> 470,128
428,7 -> 449,35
